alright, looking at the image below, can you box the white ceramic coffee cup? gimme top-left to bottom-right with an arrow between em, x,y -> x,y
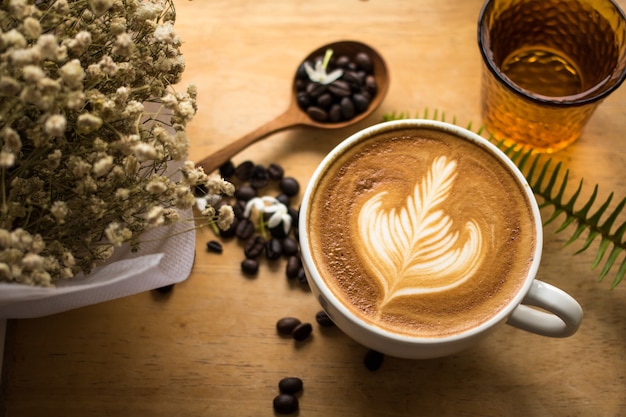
299,119 -> 583,359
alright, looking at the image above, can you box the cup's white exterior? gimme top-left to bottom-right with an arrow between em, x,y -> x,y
299,119 -> 583,359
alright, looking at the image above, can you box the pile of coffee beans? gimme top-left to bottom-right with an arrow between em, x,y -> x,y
202,160 -> 308,286
295,51 -> 377,123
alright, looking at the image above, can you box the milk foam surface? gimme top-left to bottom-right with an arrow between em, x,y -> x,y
308,128 -> 536,338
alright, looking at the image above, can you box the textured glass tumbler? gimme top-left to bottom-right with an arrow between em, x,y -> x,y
478,0 -> 626,152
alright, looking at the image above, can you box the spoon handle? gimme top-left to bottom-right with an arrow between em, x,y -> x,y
194,107 -> 302,174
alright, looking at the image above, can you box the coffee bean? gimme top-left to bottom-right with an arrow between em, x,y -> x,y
235,218 -> 255,240
328,104 -> 342,122
206,240 -> 223,253
266,238 -> 282,260
335,54 -> 350,68
288,206 -> 299,225
364,349 -> 385,371
281,237 -> 298,257
219,160 -> 235,178
276,317 -> 302,335
352,93 -> 370,113
292,322 -> 313,341
316,92 -> 334,109
285,255 -> 302,279
306,82 -> 327,97
249,164 -> 270,189
297,267 -> 308,285
356,51 -> 373,72
365,74 -> 377,95
280,177 -> 300,197
273,393 -> 299,414
232,200 -> 246,220
276,193 -> 290,206
234,184 -> 257,201
234,160 -> 254,181
296,62 -> 308,80
240,258 -> 259,275
328,80 -> 351,97
267,163 -> 284,180
341,70 -> 362,86
296,91 -> 311,108
278,377 -> 303,394
244,235 -> 266,259
306,106 -> 328,122
340,97 -> 355,119
315,310 -> 335,327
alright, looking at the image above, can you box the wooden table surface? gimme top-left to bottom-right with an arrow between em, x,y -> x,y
2,1 -> 626,416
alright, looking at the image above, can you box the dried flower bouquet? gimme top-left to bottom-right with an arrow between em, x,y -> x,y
0,0 -> 234,287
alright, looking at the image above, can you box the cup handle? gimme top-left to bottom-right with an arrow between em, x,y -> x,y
506,280 -> 583,337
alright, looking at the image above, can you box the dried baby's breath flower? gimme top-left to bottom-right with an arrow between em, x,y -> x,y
0,0 -> 233,286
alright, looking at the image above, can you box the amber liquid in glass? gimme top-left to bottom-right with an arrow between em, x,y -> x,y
500,46 -> 584,98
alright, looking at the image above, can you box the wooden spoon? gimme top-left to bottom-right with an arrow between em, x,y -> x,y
195,40 -> 390,174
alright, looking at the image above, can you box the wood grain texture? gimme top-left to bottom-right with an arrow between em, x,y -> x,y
2,0 -> 626,416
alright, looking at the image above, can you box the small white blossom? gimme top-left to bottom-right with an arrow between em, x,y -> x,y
59,59 -> 85,89
22,17 -> 42,40
44,114 -> 67,137
92,155 -> 114,177
304,49 -> 343,85
244,196 -> 292,234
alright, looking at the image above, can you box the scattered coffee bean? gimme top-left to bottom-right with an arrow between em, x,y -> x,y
235,218 -> 255,240
276,193 -> 290,206
234,184 -> 257,202
315,310 -> 335,327
269,222 -> 289,239
206,240 -> 223,254
266,238 -> 283,261
244,235 -> 266,259
234,160 -> 254,181
297,268 -> 308,286
273,393 -> 299,414
267,163 -> 284,180
276,317 -> 302,335
364,349 -> 385,371
285,255 -> 302,279
249,164 -> 270,189
219,160 -> 236,178
154,284 -> 174,294
281,237 -> 298,257
278,377 -> 303,394
232,200 -> 246,220
292,322 -> 313,341
288,206 -> 299,226
240,258 -> 259,275
280,177 -> 300,197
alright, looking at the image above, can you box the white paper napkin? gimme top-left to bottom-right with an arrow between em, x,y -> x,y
0,209 -> 196,318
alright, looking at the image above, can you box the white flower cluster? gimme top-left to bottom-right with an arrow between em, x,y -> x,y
0,0 -> 234,286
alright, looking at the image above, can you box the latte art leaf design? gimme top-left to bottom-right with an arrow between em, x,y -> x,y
357,156 -> 485,309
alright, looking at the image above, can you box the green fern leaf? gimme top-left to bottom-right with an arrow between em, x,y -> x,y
384,110 -> 626,288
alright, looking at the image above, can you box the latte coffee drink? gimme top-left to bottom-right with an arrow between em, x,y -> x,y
306,124 -> 537,338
